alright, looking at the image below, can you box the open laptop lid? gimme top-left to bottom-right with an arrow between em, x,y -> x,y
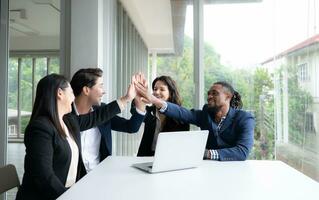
150,130 -> 209,173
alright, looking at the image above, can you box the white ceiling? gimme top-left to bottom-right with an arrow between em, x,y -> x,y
118,0 -> 262,54
120,0 -> 175,54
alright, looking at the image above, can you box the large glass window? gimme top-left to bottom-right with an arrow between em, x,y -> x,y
202,0 -> 318,181
7,0 -> 61,199
157,0 -> 319,182
8,55 -> 60,141
203,1 -> 275,160
156,2 -> 195,110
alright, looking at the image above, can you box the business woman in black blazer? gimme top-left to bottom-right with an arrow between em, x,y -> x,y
136,76 -> 189,156
16,74 -> 136,200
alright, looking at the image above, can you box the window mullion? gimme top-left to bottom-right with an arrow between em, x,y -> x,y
17,58 -> 22,139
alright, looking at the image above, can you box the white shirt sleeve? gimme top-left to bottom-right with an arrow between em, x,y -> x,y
159,101 -> 168,113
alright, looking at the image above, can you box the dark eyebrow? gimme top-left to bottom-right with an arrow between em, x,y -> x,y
208,89 -> 216,92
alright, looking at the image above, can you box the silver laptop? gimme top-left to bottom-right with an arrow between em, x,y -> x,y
132,130 -> 209,173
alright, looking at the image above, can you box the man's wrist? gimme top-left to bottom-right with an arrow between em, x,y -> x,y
122,95 -> 131,103
117,96 -> 130,111
204,149 -> 211,159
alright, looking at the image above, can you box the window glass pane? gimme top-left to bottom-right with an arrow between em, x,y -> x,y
35,58 -> 48,85
203,0 -> 319,181
8,0 -> 61,198
157,3 -> 195,109
8,58 -> 18,138
20,58 -> 32,134
49,56 -> 60,74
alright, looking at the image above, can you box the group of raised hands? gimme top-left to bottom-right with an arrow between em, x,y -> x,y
119,73 -> 161,111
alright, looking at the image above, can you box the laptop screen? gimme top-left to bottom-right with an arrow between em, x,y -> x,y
150,130 -> 209,173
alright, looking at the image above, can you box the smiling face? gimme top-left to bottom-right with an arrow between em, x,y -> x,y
207,84 -> 232,109
87,77 -> 105,106
152,80 -> 170,101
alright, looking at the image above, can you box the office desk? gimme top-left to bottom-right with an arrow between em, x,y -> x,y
58,156 -> 319,200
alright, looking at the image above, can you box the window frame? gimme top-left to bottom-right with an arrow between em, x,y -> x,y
8,51 -> 60,141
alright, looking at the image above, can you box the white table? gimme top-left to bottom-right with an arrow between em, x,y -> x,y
58,156 -> 319,200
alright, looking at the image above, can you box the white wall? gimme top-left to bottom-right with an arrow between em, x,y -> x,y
70,0 -> 119,103
70,0 -> 101,75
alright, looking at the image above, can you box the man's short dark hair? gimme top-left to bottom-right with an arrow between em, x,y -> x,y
70,68 -> 103,97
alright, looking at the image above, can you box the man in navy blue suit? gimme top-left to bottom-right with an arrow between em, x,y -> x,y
70,68 -> 145,172
136,80 -> 255,161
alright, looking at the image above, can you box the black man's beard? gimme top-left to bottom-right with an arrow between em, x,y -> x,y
207,105 -> 222,119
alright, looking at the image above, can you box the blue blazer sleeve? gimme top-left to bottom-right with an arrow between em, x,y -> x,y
217,112 -> 255,161
110,108 -> 145,133
164,102 -> 203,127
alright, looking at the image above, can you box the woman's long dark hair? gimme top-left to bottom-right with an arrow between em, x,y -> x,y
152,76 -> 182,106
214,81 -> 243,109
30,74 -> 69,137
151,76 -> 189,132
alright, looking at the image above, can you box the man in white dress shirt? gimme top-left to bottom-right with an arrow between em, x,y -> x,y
70,68 -> 146,172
